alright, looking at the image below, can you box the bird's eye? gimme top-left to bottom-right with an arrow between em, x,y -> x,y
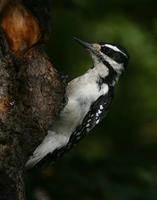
113,52 -> 124,63
101,46 -> 112,55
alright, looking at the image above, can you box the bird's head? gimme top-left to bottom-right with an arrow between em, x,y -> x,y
74,37 -> 129,75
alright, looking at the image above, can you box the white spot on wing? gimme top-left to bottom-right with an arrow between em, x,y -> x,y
98,110 -> 101,114
86,124 -> 90,128
96,119 -> 100,124
77,135 -> 81,140
86,128 -> 90,132
100,105 -> 103,110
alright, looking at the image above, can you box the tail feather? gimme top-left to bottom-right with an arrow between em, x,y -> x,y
25,131 -> 69,168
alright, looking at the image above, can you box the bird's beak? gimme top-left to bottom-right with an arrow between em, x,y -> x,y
74,37 -> 98,55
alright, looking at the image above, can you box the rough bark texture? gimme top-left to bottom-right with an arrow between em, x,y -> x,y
0,1 -> 65,199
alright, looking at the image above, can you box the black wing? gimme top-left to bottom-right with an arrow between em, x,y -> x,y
67,87 -> 114,148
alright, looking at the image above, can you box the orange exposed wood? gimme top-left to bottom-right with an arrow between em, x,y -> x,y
0,1 -> 43,56
0,96 -> 15,112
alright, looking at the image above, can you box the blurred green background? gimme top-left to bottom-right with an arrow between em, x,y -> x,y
27,0 -> 157,199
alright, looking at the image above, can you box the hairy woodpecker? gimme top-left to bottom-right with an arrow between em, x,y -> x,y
26,38 -> 129,168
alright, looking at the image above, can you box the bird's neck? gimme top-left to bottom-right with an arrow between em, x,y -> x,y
94,60 -> 119,87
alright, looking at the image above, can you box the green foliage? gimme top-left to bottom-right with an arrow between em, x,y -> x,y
27,0 -> 157,199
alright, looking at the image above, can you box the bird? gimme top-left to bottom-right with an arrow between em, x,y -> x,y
26,37 -> 129,168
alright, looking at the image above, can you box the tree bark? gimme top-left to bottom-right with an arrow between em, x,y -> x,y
0,1 -> 65,199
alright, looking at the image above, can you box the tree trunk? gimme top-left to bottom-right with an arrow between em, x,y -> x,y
0,1 -> 65,199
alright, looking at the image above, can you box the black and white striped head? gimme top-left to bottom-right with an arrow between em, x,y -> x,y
74,38 -> 129,74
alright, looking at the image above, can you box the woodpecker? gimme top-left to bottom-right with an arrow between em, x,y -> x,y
26,38 -> 129,168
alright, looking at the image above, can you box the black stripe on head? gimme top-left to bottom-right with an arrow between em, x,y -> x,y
101,59 -> 118,85
96,55 -> 118,86
99,43 -> 129,68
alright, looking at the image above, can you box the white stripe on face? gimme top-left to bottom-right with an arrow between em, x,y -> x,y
104,44 -> 128,57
